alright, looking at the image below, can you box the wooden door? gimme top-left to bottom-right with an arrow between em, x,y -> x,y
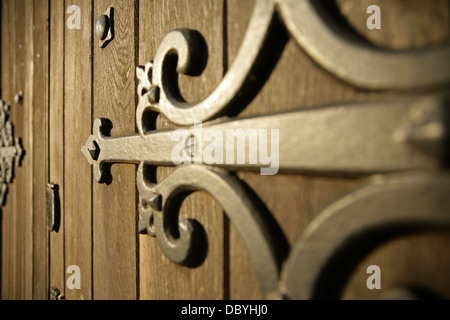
1,0 -> 450,300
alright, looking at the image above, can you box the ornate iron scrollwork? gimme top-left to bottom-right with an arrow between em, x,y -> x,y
0,100 -> 24,206
278,0 -> 450,90
82,0 -> 450,299
280,172 -> 450,299
136,164 -> 288,297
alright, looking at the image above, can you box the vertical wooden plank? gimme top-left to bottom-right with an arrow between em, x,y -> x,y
342,231 -> 450,299
1,0 -> 12,299
49,0 -> 65,298
0,0 -> 35,300
336,0 -> 450,50
64,0 -> 92,300
19,0 -> 34,300
139,0 -> 225,300
227,0 -> 359,299
1,0 -> 15,299
92,0 -> 138,300
20,1 -> 35,299
32,0 -> 49,300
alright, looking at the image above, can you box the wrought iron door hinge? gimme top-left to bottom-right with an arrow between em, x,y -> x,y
81,0 -> 450,300
0,99 -> 24,207
49,286 -> 65,300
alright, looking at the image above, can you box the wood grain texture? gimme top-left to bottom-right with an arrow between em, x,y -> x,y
49,0 -> 65,299
16,0 -> 34,300
1,0 -> 15,299
1,0 -> 16,299
64,0 -> 92,300
32,0 -> 49,300
138,0 -> 225,300
93,0 -> 138,300
227,0 -> 360,299
336,0 -> 450,50
342,231 -> 450,300
1,0 -> 34,300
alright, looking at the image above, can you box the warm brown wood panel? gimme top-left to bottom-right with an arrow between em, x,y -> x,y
1,0 -> 16,299
227,0 -> 360,299
92,0 -> 138,300
1,0 -> 34,300
336,0 -> 450,50
64,0 -> 92,300
15,0 -> 35,300
138,0 -> 225,300
342,231 -> 450,300
32,0 -> 49,300
49,0 -> 65,298
1,0 -> 15,299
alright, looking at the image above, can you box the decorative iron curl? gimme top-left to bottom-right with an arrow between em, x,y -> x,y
280,172 -> 450,300
136,0 -> 450,127
137,163 -> 288,298
278,0 -> 450,90
0,100 -> 24,206
137,0 -> 287,126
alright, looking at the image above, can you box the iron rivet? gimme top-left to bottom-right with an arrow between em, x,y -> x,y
147,86 -> 160,104
95,15 -> 109,40
96,8 -> 114,48
88,140 -> 100,161
14,91 -> 23,105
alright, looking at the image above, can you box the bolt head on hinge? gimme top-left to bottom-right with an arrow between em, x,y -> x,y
14,91 -> 23,105
50,286 -> 65,300
95,15 -> 109,40
147,86 -> 160,104
96,7 -> 114,48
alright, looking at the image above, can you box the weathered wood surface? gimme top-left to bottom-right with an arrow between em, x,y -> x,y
49,0 -> 65,300
1,0 -> 35,300
93,0 -> 138,300
32,0 -> 50,300
64,0 -> 93,300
